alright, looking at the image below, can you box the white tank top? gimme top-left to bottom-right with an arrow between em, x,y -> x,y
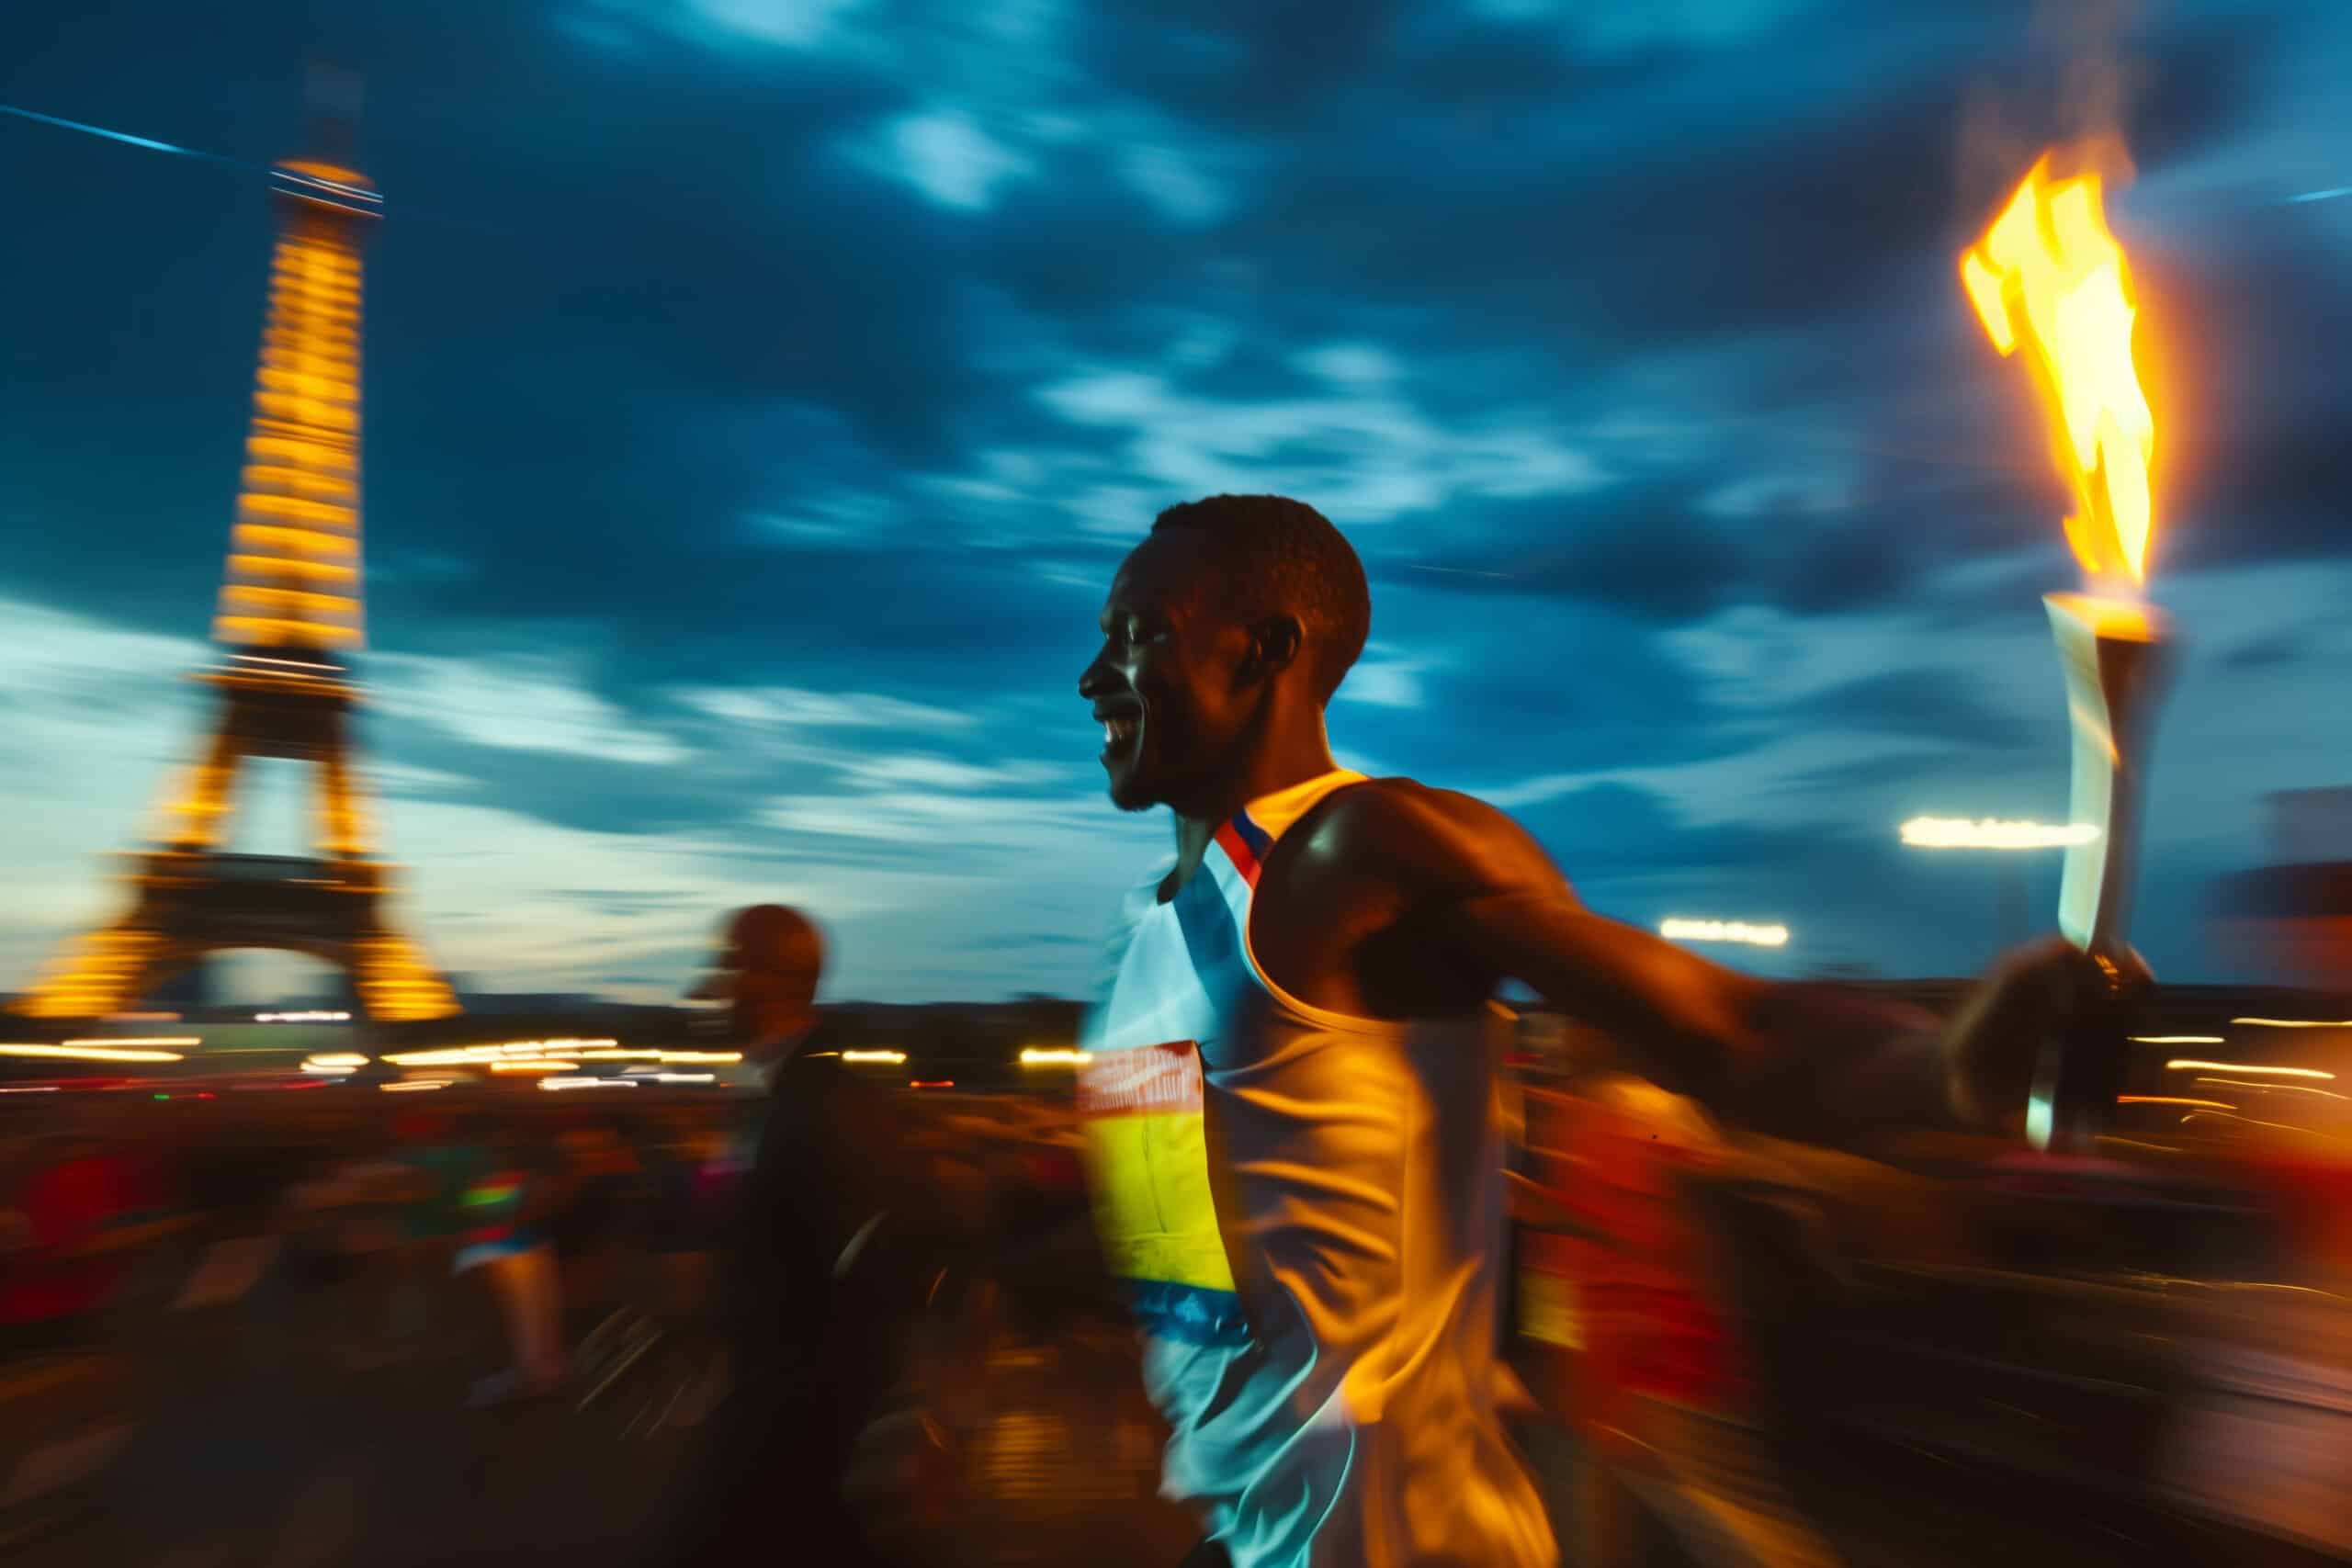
1078,769 -> 1555,1568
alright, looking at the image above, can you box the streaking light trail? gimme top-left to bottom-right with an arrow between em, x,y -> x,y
1659,919 -> 1791,948
1900,817 -> 2100,850
0,103 -> 236,162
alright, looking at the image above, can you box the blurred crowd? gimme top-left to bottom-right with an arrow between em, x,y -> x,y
0,1086 -> 1133,1562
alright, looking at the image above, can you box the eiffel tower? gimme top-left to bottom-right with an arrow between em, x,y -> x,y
14,106 -> 458,1024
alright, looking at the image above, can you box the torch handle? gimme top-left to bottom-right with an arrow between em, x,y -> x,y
2025,962 -> 2138,1155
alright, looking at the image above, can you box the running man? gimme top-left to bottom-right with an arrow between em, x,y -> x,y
1073,493 -> 2088,1568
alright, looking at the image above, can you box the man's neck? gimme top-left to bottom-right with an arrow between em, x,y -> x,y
752,1016 -> 816,1089
1165,730 -> 1341,893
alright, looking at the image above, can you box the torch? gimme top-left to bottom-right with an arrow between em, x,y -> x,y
1961,157 -> 2176,1152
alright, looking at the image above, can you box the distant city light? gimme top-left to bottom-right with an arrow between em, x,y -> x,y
539,1077 -> 636,1091
1019,1048 -> 1093,1066
63,1037 -> 199,1047
1658,919 -> 1790,948
2191,1077 -> 2349,1101
3,1042 -> 187,1063
2165,1059 -> 2336,1080
1900,817 -> 2099,850
842,1049 -> 909,1064
646,1072 -> 716,1085
380,1079 -> 450,1093
489,1059 -> 577,1074
304,1052 -> 368,1067
385,1037 -> 620,1067
257,1010 -> 352,1023
909,1079 -> 956,1089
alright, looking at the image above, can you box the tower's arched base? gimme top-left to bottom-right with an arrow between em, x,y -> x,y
15,850 -> 458,1022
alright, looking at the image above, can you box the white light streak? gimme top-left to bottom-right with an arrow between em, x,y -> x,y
539,1077 -> 637,1091
1900,817 -> 2099,850
1659,918 -> 1790,948
1019,1048 -> 1093,1066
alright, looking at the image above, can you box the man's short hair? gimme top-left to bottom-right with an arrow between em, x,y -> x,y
1151,494 -> 1372,704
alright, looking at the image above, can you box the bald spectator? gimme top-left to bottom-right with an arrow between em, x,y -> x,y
654,906 -> 916,1568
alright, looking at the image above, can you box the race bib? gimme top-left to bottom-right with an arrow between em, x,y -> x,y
1078,1043 -> 1246,1343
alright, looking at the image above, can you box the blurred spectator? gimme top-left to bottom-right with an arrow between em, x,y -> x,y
655,904 -> 921,1568
450,1113 -> 568,1406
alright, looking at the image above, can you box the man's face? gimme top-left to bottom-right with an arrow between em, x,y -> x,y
728,968 -> 815,1058
1078,531 -> 1255,813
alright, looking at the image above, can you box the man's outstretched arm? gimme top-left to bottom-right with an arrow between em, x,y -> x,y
1339,783 -> 2056,1144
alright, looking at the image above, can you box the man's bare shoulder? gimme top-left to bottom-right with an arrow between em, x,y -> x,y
1306,777 -> 1559,896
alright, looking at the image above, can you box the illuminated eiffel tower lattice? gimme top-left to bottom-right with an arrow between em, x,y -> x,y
15,148 -> 458,1024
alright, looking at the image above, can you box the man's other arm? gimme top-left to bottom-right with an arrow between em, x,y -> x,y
1335,783 -> 1965,1144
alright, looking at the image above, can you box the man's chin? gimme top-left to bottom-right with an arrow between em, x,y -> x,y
1106,770 -> 1159,813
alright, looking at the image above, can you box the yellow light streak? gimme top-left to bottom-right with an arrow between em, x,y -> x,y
2231,1017 -> 2352,1029
1,1043 -> 186,1063
2130,1035 -> 2223,1044
63,1036 -> 199,1047
2193,1077 -> 2350,1101
1018,1048 -> 1093,1066
841,1049 -> 909,1064
2165,1059 -> 2336,1080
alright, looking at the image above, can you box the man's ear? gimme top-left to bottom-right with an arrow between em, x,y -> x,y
1241,615 -> 1305,685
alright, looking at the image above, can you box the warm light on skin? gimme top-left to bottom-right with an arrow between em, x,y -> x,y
1962,157 -> 2159,581
1900,817 -> 2100,850
1658,919 -> 1790,948
2165,1060 -> 2336,1080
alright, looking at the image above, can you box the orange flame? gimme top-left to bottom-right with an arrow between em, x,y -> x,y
1961,157 -> 2157,582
